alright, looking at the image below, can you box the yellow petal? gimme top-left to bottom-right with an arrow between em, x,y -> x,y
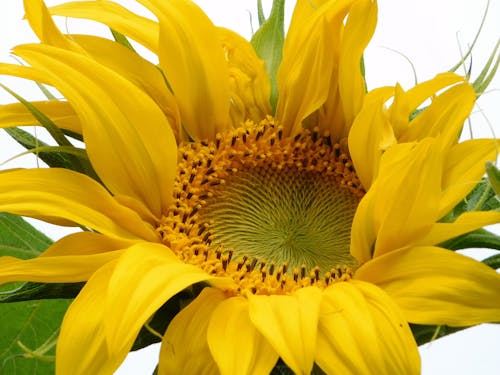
276,0 -> 355,136
316,281 -> 419,374
56,261 -> 121,375
14,44 -> 177,217
24,0 -> 86,53
104,243 -> 214,357
248,286 -> 321,375
72,34 -> 181,141
286,0 -> 329,39
138,0 -> 230,140
439,139 -> 498,215
44,232 -> 131,256
356,246 -> 500,326
348,86 -> 396,188
0,250 -> 123,284
207,296 -> 278,375
339,0 -> 377,127
352,140 -> 442,258
0,62 -> 50,84
389,72 -> 464,137
0,168 -> 157,241
0,101 -> 81,133
349,184 -> 378,264
401,82 -> 475,151
374,140 -> 441,256
159,287 -> 224,375
416,211 -> 500,246
48,0 -> 159,53
217,27 -> 271,127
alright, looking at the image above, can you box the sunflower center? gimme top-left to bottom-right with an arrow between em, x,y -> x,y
201,165 -> 358,271
158,118 -> 364,294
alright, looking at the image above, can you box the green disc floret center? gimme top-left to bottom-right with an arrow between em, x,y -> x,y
201,165 -> 359,271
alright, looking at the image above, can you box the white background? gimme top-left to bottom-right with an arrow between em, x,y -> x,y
0,0 -> 499,374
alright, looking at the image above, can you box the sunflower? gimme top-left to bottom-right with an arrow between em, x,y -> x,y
1,0 -> 500,374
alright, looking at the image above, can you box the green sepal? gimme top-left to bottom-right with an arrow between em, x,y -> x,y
439,228 -> 500,252
410,323 -> 463,346
0,282 -> 83,303
2,127 -> 99,181
251,0 -> 285,112
486,162 -> 500,197
441,178 -> 500,223
0,84 -> 71,148
131,289 -> 194,351
472,39 -> 500,95
482,253 -> 500,269
256,0 -> 266,26
0,84 -> 98,176
110,28 -> 136,52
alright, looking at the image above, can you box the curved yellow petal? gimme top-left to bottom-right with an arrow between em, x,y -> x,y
374,140 -> 441,256
138,0 -> 230,140
0,232 -> 126,284
42,232 -> 133,257
72,34 -> 181,141
316,281 -> 419,374
0,101 -> 81,133
159,287 -> 224,375
389,72 -> 464,137
351,140 -> 442,259
401,83 -> 475,151
56,261 -> 121,375
0,251 -> 122,284
348,86 -> 395,188
207,296 -> 278,375
286,0 -> 330,36
416,211 -> 500,246
356,246 -> 500,326
48,0 -> 159,53
248,286 -> 321,375
0,168 -> 157,242
24,0 -> 86,53
104,243 -> 214,357
276,0 -> 355,136
14,44 -> 177,217
439,139 -> 498,215
349,184 -> 377,264
217,27 -> 271,127
0,62 -> 50,84
339,0 -> 377,127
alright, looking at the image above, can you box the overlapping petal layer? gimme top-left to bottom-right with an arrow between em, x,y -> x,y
13,43 -> 177,217
356,246 -> 500,326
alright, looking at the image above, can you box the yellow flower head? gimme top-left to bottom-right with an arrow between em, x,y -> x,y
0,0 -> 500,374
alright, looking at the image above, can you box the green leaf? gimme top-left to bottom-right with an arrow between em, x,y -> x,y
251,0 -> 285,112
0,213 -> 52,260
0,299 -> 71,375
0,214 -> 72,374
